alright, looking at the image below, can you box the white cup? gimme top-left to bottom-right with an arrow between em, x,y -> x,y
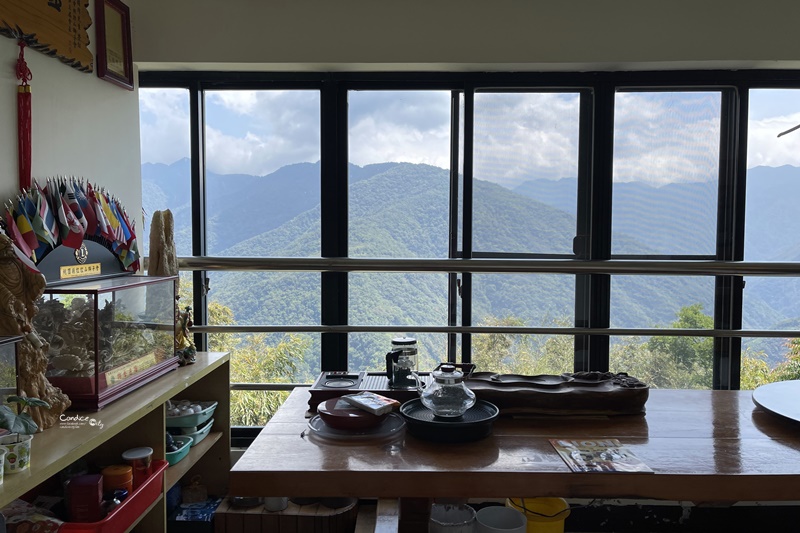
429,502 -> 476,532
475,506 -> 527,533
264,497 -> 288,512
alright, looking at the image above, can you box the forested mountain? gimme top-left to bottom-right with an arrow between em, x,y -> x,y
142,160 -> 799,367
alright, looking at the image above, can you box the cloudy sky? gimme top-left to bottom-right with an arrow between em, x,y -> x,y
139,87 -> 800,188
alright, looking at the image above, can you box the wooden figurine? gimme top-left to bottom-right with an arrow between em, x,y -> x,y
0,234 -> 70,430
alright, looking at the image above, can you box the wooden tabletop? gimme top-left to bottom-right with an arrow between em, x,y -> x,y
230,387 -> 800,503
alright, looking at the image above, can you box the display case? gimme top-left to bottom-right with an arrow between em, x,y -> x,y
0,336 -> 22,404
33,275 -> 179,410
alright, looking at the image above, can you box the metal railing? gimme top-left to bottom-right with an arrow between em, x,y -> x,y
178,256 -> 800,391
181,255 -> 800,338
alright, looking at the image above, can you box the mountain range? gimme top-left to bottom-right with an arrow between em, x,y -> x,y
141,160 -> 800,368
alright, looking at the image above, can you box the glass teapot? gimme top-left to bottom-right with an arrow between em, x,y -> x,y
419,364 -> 477,417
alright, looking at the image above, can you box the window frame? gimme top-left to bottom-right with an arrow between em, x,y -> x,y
139,69 -> 800,394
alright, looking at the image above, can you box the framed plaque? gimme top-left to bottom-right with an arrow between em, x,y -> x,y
95,0 -> 132,90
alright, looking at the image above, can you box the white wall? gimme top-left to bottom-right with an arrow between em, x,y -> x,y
0,1 -> 142,241
130,0 -> 800,71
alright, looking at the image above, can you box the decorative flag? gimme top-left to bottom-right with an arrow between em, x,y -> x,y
98,189 -> 121,242
14,198 -> 39,256
50,178 -> 83,249
73,179 -> 97,235
87,182 -> 112,240
33,185 -> 58,246
5,208 -> 32,259
63,178 -> 88,233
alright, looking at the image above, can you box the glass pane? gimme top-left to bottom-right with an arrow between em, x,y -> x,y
204,90 -> 321,257
207,271 -> 320,326
207,271 -> 321,382
612,91 -> 720,255
230,390 -> 290,426
349,272 -> 448,325
610,276 -> 714,328
743,89 -> 800,384
609,335 -> 713,389
471,333 -> 574,376
0,342 -> 15,402
348,90 -> 451,258
348,332 -> 447,374
473,92 -> 580,254
213,331 -> 319,384
138,88 -> 192,257
472,274 -> 575,326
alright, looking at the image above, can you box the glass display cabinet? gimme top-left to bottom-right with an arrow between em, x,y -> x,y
34,275 -> 178,410
0,335 -> 22,405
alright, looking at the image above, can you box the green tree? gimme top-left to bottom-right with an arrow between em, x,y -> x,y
205,298 -> 308,426
228,333 -> 307,426
472,315 -> 572,376
647,304 -> 714,389
610,337 -> 695,389
740,349 -> 772,390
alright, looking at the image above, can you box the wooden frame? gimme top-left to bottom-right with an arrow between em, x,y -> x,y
95,0 -> 133,90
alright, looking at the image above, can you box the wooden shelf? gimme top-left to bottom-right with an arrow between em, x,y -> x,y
0,351 -> 230,511
125,493 -> 163,533
165,431 -> 223,490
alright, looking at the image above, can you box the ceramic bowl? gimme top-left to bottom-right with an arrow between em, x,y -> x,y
317,397 -> 388,431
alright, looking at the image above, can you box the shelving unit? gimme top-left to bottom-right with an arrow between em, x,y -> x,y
0,351 -> 230,532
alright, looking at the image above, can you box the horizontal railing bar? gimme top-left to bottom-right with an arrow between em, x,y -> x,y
196,324 -> 800,338
230,383 -> 309,391
179,256 -> 800,276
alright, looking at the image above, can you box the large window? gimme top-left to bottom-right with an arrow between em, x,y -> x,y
140,72 -> 800,426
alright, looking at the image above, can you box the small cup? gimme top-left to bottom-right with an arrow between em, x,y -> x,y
476,505 -> 527,533
264,497 -> 288,512
429,502 -> 476,533
122,447 -> 153,490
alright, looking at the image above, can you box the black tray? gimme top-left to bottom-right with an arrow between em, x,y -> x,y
399,399 -> 499,443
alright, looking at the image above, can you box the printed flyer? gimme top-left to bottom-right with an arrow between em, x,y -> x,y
550,438 -> 653,473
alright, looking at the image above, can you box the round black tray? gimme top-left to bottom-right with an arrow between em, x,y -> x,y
399,399 -> 499,443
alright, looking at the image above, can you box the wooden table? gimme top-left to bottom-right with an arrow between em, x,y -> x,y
230,387 -> 800,506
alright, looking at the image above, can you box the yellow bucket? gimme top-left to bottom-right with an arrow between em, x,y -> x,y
506,498 -> 570,533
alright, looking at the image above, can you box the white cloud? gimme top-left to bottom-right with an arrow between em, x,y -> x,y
613,93 -> 720,184
141,86 -> 800,185
748,113 -> 800,168
139,89 -> 191,165
473,93 -> 581,187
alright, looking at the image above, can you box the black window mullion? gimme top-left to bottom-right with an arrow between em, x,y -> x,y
190,82 -> 208,352
447,90 -> 461,362
713,87 -> 746,390
461,86 -> 475,363
585,81 -> 615,371
320,78 -> 348,370
574,90 -> 595,371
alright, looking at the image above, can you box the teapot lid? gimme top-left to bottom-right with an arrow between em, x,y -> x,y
392,337 -> 417,346
433,364 -> 464,383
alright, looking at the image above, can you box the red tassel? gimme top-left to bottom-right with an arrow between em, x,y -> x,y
16,41 -> 32,191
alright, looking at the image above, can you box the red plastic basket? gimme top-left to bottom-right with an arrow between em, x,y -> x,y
61,459 -> 168,533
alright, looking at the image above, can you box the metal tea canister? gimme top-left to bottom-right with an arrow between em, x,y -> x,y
101,464 -> 133,495
122,446 -> 153,489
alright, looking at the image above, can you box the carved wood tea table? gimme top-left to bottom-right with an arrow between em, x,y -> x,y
230,387 -> 800,529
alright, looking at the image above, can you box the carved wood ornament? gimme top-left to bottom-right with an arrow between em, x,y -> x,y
0,234 -> 70,431
0,0 -> 93,73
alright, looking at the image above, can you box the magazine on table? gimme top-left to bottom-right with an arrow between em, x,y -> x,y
549,438 -> 653,473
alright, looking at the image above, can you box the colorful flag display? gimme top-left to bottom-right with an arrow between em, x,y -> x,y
0,177 -> 140,272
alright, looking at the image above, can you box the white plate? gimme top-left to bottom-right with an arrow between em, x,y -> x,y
306,412 -> 405,442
